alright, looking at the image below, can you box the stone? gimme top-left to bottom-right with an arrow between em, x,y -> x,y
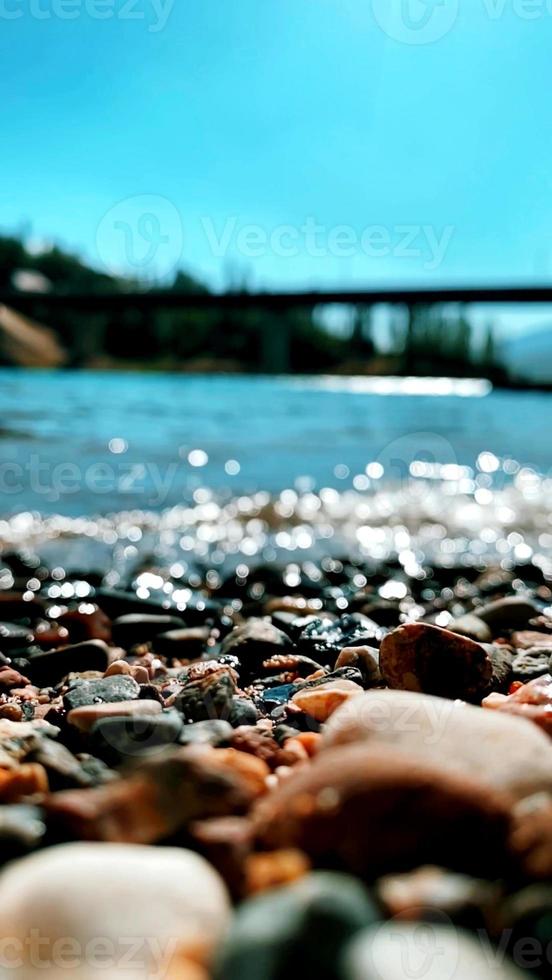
0,805 -> 46,862
0,666 -> 31,689
487,643 -> 514,692
0,764 -> 48,803
483,674 -> 552,736
175,671 -> 237,724
324,689 -> 552,801
291,679 -> 363,722
104,658 -> 150,684
179,719 -> 233,748
335,646 -> 382,686
297,615 -> 382,668
0,843 -> 230,975
58,604 -> 112,643
253,744 -> 512,880
446,613 -> 492,643
154,626 -> 211,660
512,648 -> 552,681
62,673 -> 140,712
344,923 -> 530,980
511,631 -> 552,650
46,745 -> 261,843
228,698 -> 258,727
214,872 -> 378,980
111,613 -> 186,649
476,596 -> 540,631
91,711 -> 184,762
220,619 -> 293,680
31,737 -> 113,790
379,622 -> 492,701
26,639 -> 110,689
68,699 -> 163,733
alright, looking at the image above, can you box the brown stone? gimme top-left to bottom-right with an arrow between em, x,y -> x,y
46,745 -> 261,843
324,689 -> 552,801
379,622 -> 492,701
252,744 -> 513,880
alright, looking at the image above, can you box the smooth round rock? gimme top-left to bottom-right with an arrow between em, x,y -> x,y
112,613 -> 186,650
253,744 -> 512,880
476,596 -> 540,631
292,679 -> 363,722
323,689 -> 552,801
26,640 -> 110,689
214,872 -> 378,980
0,842 -> 230,975
68,699 -> 163,733
344,923 -> 530,979
448,613 -> 492,643
91,711 -> 183,762
220,619 -> 293,680
379,623 -> 492,701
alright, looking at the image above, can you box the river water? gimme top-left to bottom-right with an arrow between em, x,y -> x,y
0,370 -> 551,578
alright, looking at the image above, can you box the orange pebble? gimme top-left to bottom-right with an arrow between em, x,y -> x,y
245,849 -> 311,895
286,732 -> 321,758
509,681 -> 525,695
0,764 -> 49,802
212,748 -> 270,797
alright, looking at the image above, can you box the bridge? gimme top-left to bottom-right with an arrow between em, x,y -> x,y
1,284 -> 551,373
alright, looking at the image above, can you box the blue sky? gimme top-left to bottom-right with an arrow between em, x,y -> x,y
2,0 -> 552,310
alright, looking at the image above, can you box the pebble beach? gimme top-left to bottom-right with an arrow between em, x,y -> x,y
1,374 -> 552,977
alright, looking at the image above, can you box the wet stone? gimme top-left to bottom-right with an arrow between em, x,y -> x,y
220,619 -> 294,680
91,711 -> 184,761
153,626 -> 210,660
68,699 -> 163,733
214,872 -> 378,980
26,640 -> 110,689
297,615 -> 382,668
175,671 -> 236,724
512,648 -> 552,681
476,596 -> 541,631
257,683 -> 298,712
63,674 -> 140,712
448,614 -> 492,643
486,643 -> 514,692
253,743 -> 512,880
31,737 -> 114,790
380,622 -> 492,701
335,646 -> 382,687
179,719 -> 234,748
111,613 -> 186,650
58,605 -> 112,644
228,698 -> 258,727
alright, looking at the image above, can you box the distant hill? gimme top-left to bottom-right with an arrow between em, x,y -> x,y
502,327 -> 552,383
